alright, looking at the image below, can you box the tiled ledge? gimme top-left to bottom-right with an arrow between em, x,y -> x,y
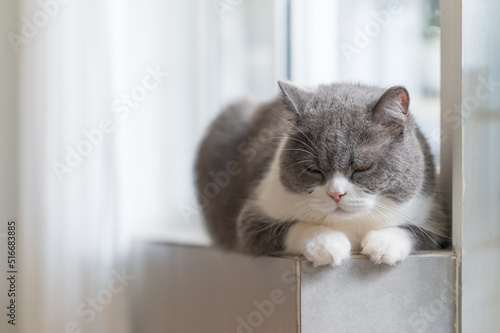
131,242 -> 456,333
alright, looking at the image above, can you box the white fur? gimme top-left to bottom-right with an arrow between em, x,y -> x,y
361,228 -> 413,265
285,223 -> 351,267
328,172 -> 349,195
254,138 -> 433,266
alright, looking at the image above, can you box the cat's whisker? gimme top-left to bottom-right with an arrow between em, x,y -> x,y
239,200 -> 310,237
400,220 -> 435,246
269,136 -> 315,152
370,207 -> 423,245
353,130 -> 365,152
412,225 -> 451,239
240,220 -> 283,236
344,203 -> 370,208
375,202 -> 449,239
275,220 -> 296,245
298,164 -> 316,178
375,207 -> 424,245
269,199 -> 311,224
284,159 -> 315,170
375,204 -> 439,247
361,210 -> 380,231
369,206 -> 394,225
280,203 -> 314,223
359,211 -> 375,236
282,148 -> 315,156
198,80 -> 449,263
375,203 -> 421,227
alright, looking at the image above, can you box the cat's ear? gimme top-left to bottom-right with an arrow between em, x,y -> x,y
278,80 -> 312,115
372,86 -> 410,130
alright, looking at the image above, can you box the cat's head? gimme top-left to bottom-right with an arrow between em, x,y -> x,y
277,81 -> 429,221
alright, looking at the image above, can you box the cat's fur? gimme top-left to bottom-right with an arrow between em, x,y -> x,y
196,81 -> 449,266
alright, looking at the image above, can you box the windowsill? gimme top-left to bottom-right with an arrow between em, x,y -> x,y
131,240 -> 457,332
278,250 -> 456,261
132,234 -> 456,261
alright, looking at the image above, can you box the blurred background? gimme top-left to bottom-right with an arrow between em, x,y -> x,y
0,0 -> 442,332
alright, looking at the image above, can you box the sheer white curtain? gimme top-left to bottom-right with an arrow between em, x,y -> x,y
15,0 -> 282,331
18,0 -> 132,332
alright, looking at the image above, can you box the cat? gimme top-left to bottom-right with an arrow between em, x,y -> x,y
195,81 -> 450,266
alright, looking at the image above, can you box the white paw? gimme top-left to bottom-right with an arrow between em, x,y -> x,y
303,231 -> 351,267
361,228 -> 413,265
285,223 -> 351,267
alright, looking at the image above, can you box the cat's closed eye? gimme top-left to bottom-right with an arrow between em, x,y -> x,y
354,162 -> 373,172
306,167 -> 323,175
196,80 -> 450,267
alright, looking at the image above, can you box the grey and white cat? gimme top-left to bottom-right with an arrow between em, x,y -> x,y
196,81 -> 449,266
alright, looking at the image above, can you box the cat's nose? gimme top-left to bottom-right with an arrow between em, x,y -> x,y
328,191 -> 346,203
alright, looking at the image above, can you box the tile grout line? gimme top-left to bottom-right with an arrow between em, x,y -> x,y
296,258 -> 301,333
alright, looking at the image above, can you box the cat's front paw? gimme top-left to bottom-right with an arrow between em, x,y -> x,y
303,231 -> 351,267
285,224 -> 351,267
361,228 -> 413,265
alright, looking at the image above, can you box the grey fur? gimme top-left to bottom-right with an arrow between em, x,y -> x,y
195,82 -> 450,255
237,204 -> 296,255
195,97 -> 291,250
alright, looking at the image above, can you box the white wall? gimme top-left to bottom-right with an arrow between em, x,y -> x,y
462,1 -> 500,331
